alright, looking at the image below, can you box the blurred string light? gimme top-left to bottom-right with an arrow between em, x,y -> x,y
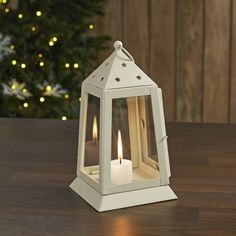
10,45 -> 15,50
89,24 -> 94,30
39,97 -> 45,103
21,63 -> 26,69
23,102 -> 29,108
39,61 -> 44,67
22,88 -> 27,93
10,80 -> 19,90
79,97 -> 81,102
11,60 -> 17,65
31,26 -> 36,32
46,85 -> 52,92
65,63 -> 70,68
2,0 -> 7,3
18,13 -> 23,19
38,53 -> 43,58
49,40 -> 54,46
4,8 -> 9,13
11,83 -> 17,90
36,10 -> 42,17
62,116 -> 67,121
48,36 -> 58,47
52,36 -> 57,42
64,94 -> 69,99
73,63 -> 79,68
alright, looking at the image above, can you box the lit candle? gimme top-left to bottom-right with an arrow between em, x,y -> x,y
117,130 -> 123,164
111,130 -> 133,185
85,115 -> 99,167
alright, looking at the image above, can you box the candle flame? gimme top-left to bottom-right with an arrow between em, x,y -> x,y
118,129 -> 123,162
92,115 -> 98,143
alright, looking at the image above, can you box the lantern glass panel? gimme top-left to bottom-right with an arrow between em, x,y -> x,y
139,96 -> 158,167
82,94 -> 100,181
112,98 -> 132,161
111,95 -> 159,185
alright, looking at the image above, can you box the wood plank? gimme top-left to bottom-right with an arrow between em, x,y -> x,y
95,0 -> 122,61
150,0 -> 176,121
230,0 -> 236,122
203,0 -> 231,123
123,0 -> 149,73
176,0 -> 204,122
199,209 -> 236,222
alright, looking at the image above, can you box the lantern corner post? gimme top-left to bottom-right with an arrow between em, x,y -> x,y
150,86 -> 170,186
99,90 -> 113,194
76,84 -> 88,177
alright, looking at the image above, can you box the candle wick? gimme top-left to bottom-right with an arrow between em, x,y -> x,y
120,158 -> 122,165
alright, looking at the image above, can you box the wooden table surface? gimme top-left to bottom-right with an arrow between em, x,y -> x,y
0,118 -> 235,236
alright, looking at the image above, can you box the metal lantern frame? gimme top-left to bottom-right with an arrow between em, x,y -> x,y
70,41 -> 177,212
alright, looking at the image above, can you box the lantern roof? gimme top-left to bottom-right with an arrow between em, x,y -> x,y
84,41 -> 156,90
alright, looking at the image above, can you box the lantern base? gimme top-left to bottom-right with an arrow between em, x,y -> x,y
70,177 -> 177,212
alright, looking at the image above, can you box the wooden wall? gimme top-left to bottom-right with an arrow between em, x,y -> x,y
95,0 -> 236,123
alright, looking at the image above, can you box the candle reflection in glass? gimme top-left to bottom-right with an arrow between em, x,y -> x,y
85,115 -> 99,166
92,115 -> 98,144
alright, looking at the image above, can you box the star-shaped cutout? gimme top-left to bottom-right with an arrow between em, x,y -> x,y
115,77 -> 120,82
136,75 -> 141,80
121,63 -> 126,67
100,77 -> 104,81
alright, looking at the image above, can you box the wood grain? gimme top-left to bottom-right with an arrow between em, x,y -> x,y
203,0 -> 231,123
94,0 -> 236,124
0,118 -> 236,235
150,0 -> 176,121
176,0 -> 203,122
123,0 -> 150,73
95,0 -> 122,62
230,0 -> 236,122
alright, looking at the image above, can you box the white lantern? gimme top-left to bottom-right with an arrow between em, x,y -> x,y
70,41 -> 177,212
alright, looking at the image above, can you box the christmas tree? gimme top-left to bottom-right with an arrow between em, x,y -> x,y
0,0 -> 109,119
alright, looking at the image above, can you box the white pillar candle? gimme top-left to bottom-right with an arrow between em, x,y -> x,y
111,159 -> 132,185
110,129 -> 133,185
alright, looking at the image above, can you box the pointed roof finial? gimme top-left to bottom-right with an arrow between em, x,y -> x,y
114,41 -> 134,62
114,41 -> 123,50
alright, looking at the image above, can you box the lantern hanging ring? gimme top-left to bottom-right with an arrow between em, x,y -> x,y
114,40 -> 135,62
